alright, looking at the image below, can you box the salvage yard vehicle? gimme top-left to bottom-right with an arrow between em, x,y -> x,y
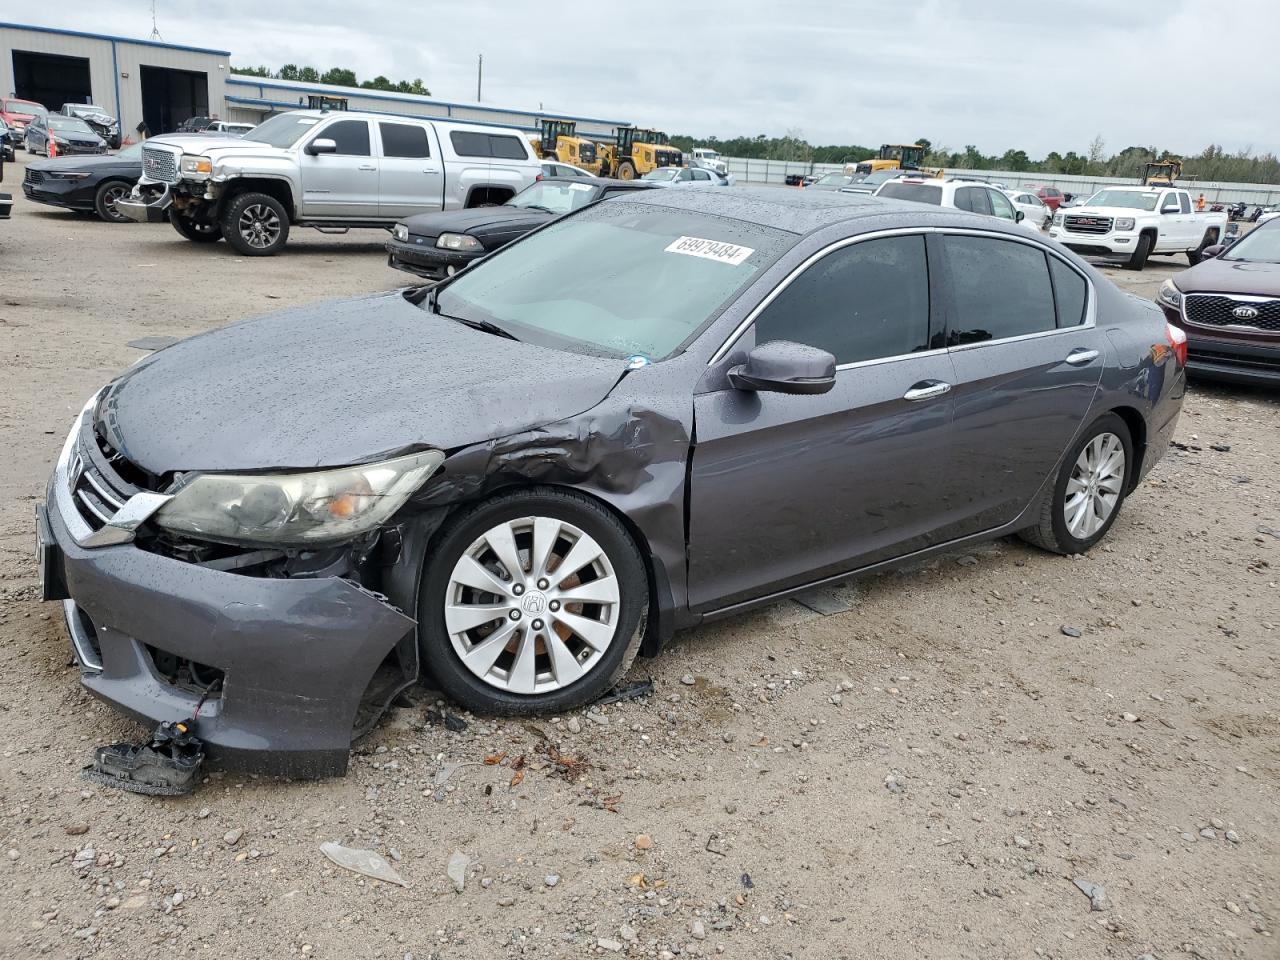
1005,188 -> 1052,228
1157,218 -> 1280,385
1142,159 -> 1183,187
640,166 -> 731,187
118,109 -> 542,255
806,172 -> 859,191
60,103 -> 122,150
26,115 -> 108,157
201,120 -> 255,137
0,97 -> 48,147
688,147 -> 728,177
23,142 -> 143,223
874,175 -> 1036,231
839,169 -> 911,195
37,187 -> 1185,776
852,143 -> 930,175
386,176 -> 655,280
1047,185 -> 1228,270
541,160 -> 594,179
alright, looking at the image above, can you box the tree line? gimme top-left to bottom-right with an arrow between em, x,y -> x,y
230,64 -> 430,96
668,131 -> 1280,184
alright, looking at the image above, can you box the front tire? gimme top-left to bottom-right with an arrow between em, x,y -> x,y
169,208 -> 223,242
1125,233 -> 1152,270
419,488 -> 648,714
615,160 -> 636,181
94,181 -> 132,223
1019,413 -> 1133,555
221,191 -> 289,256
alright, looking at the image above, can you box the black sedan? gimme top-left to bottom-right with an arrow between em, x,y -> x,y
23,142 -> 142,222
386,177 -> 656,280
25,114 -> 107,157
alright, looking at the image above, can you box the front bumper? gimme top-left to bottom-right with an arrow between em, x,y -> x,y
117,182 -> 172,223
385,236 -> 482,280
22,178 -> 92,211
39,409 -> 417,776
1048,227 -> 1141,259
1184,335 -> 1280,385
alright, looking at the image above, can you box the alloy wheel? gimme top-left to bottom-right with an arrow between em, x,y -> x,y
102,184 -> 129,220
238,203 -> 282,249
1064,432 -> 1125,539
445,516 -> 621,695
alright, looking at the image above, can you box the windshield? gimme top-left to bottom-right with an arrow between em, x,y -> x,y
859,170 -> 901,187
1222,221 -> 1280,263
814,173 -> 853,186
698,150 -> 720,159
509,181 -> 601,214
433,202 -> 792,360
877,181 -> 944,205
642,168 -> 680,182
1085,190 -> 1161,211
50,116 -> 94,134
3,99 -> 47,118
242,112 -> 322,148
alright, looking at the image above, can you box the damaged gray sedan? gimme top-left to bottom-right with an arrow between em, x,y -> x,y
37,189 -> 1185,776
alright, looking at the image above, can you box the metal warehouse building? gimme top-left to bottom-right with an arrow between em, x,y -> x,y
1,21 -> 628,141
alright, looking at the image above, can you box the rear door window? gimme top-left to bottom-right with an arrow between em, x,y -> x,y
956,187 -> 993,215
988,189 -> 1017,221
940,235 -> 1056,344
1178,192 -> 1191,214
752,235 -> 931,364
380,122 -> 431,158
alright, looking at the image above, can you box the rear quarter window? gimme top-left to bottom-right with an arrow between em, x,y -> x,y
1048,257 -> 1088,327
450,131 -> 531,160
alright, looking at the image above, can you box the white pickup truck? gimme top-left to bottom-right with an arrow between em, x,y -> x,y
688,147 -> 728,177
1047,185 -> 1227,270
119,109 -> 542,256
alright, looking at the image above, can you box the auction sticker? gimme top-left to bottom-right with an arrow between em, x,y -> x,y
664,236 -> 754,266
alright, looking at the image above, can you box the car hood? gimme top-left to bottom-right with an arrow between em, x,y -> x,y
55,131 -> 103,144
402,206 -> 552,238
74,112 -> 118,127
98,291 -> 627,473
1174,256 -> 1280,296
146,133 -> 276,155
28,154 -> 138,173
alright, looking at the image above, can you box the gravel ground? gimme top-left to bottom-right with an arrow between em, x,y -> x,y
1,153 -> 1276,960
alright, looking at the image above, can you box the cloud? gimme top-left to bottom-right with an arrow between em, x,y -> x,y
17,0 -> 1280,156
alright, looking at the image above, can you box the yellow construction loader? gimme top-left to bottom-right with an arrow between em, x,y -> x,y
534,119 -> 605,175
601,127 -> 683,180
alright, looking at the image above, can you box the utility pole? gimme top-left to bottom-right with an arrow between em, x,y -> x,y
150,0 -> 163,40
476,54 -> 483,102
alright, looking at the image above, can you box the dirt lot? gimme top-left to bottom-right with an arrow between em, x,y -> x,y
1,153 -> 1276,960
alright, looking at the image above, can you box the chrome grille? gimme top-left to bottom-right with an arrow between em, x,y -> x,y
142,146 -> 179,183
67,426 -> 142,531
1184,294 -> 1280,333
1064,215 -> 1113,235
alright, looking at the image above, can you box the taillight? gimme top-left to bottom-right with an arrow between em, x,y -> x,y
1166,321 -> 1187,367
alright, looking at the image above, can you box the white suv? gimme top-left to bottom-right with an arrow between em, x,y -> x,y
873,176 -> 1037,232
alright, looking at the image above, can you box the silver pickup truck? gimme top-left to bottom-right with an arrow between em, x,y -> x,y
120,109 -> 542,256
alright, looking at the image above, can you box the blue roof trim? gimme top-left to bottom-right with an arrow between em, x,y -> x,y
0,21 -> 231,56
226,76 -> 629,128
224,95 -> 544,134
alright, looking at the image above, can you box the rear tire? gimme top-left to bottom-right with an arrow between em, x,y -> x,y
1018,413 -> 1133,556
1125,233 -> 1152,271
616,160 -> 636,181
419,488 -> 648,715
93,181 -> 132,223
221,191 -> 289,256
1187,231 -> 1217,265
169,208 -> 223,243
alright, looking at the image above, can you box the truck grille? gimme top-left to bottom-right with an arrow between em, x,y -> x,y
1184,295 -> 1280,333
142,146 -> 179,183
1064,215 -> 1113,235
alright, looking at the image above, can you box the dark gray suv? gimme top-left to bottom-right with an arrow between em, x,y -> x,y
37,189 -> 1186,776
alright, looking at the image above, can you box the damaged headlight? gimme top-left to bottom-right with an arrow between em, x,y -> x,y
155,451 -> 445,546
393,223 -> 409,242
437,233 -> 483,252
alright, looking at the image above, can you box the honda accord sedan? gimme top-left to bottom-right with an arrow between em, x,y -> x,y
37,189 -> 1185,776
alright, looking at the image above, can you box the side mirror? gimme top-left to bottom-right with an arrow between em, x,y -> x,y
1161,204 -> 1179,214
728,341 -> 836,395
1200,244 -> 1226,258
307,138 -> 337,155
1015,209 -> 1025,222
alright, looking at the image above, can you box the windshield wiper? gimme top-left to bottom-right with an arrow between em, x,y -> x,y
450,315 -> 519,341
520,204 -> 557,214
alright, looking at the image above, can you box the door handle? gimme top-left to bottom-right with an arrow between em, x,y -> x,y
423,169 -> 440,175
358,164 -> 376,171
1064,348 -> 1100,366
903,380 -> 952,401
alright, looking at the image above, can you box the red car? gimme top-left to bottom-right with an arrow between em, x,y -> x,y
1027,184 -> 1066,211
0,97 -> 48,147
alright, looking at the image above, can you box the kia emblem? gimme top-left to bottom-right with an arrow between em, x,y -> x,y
1232,305 -> 1259,321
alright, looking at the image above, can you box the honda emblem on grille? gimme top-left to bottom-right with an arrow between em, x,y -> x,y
1232,305 -> 1259,321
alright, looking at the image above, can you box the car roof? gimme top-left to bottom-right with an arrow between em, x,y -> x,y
619,185 -> 1030,237
540,176 -> 657,188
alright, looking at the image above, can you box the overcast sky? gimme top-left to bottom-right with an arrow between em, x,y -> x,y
25,0 -> 1280,156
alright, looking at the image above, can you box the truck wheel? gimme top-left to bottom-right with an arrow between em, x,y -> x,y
169,209 -> 223,243
615,161 -> 636,181
1125,233 -> 1152,271
1187,232 -> 1217,265
93,181 -> 132,223
221,192 -> 289,256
